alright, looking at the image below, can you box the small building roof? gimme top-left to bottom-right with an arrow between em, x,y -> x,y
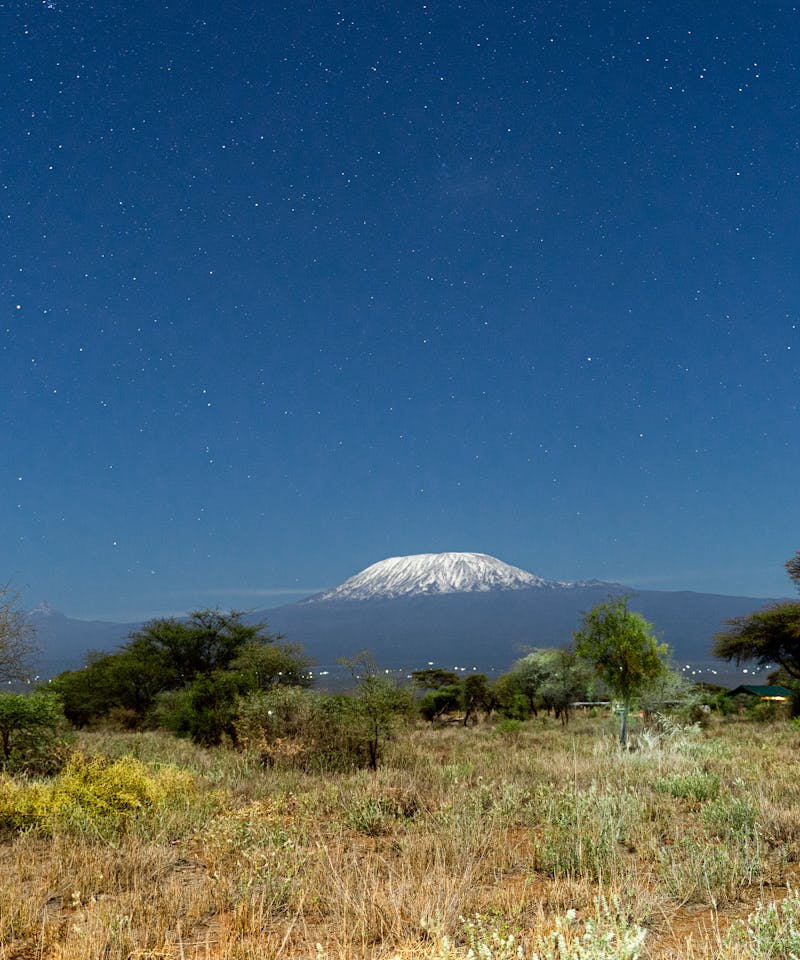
727,684 -> 792,700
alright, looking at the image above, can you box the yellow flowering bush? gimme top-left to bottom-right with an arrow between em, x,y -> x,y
0,753 -> 195,831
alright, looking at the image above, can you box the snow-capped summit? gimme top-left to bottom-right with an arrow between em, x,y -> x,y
29,601 -> 59,618
308,552 -> 574,602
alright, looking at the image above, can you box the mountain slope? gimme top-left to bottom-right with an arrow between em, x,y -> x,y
28,606 -> 139,677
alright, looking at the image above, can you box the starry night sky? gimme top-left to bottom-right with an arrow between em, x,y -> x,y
2,0 -> 798,620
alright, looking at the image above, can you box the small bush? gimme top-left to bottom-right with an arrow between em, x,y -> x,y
0,691 -> 70,775
655,770 -> 720,802
747,699 -> 784,723
494,718 -> 524,740
0,752 -> 195,832
725,887 -> 800,957
526,899 -> 647,960
702,793 -> 760,840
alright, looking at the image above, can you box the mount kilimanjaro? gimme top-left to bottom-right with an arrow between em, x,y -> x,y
31,553 -> 778,681
257,553 -> 774,681
308,552 -> 595,601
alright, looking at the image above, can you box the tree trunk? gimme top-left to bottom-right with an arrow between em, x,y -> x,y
619,701 -> 629,747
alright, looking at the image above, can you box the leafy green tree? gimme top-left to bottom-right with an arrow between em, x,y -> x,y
51,647 -> 173,727
490,673 -> 530,720
339,654 -> 414,770
500,648 -> 589,723
418,683 -> 462,722
128,609 -> 268,686
410,668 -> 460,690
511,653 -> 550,716
0,692 -> 64,770
51,610 -> 308,737
230,641 -> 312,690
535,648 -> 591,726
574,596 -> 669,745
157,641 -> 314,747
0,582 -> 36,684
714,603 -> 800,681
714,552 -> 800,697
461,673 -> 491,726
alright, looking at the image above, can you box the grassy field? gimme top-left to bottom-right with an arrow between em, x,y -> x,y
2,713 -> 800,958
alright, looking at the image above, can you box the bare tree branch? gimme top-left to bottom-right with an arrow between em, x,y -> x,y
0,582 -> 36,683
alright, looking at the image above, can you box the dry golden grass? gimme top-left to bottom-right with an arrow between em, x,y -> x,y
1,713 -> 800,958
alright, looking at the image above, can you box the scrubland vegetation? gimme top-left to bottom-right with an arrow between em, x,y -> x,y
2,555 -> 800,957
2,710 -> 800,959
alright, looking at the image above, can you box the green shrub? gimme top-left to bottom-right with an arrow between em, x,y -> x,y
0,692 -> 69,775
494,717 -> 524,740
747,699 -> 784,723
702,793 -> 760,840
655,770 -> 720,802
151,672 -> 246,745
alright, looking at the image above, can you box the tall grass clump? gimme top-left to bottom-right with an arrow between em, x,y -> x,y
656,789 -> 764,905
532,783 -> 643,882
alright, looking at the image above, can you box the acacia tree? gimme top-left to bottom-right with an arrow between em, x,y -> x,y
714,552 -> 800,684
417,683 -> 462,722
500,648 -> 589,724
574,596 -> 669,746
127,608 -> 266,686
410,668 -> 460,691
502,652 -> 550,716
786,551 -> 800,589
714,605 -> 800,679
0,582 -> 36,683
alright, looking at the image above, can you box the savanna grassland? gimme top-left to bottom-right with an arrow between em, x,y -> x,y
2,714 -> 800,959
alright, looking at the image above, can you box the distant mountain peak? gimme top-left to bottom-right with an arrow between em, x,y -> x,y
307,551 -> 576,602
29,601 -> 59,618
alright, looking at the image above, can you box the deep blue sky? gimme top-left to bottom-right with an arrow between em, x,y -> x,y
2,0 -> 798,620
